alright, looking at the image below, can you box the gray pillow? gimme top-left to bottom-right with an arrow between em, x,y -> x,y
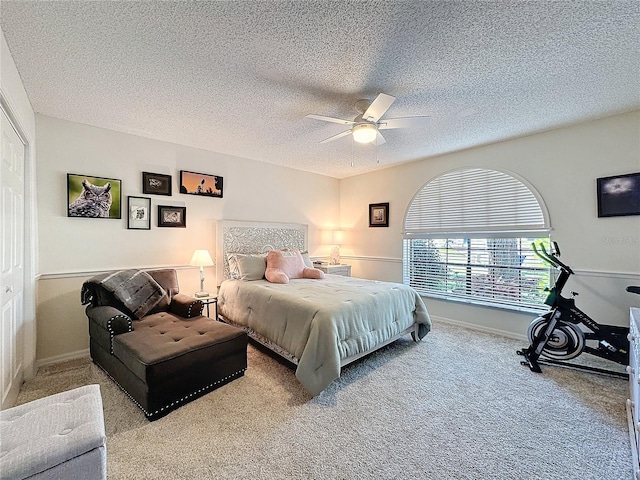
227,253 -> 267,280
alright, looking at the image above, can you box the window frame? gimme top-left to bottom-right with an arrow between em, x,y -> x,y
402,167 -> 552,313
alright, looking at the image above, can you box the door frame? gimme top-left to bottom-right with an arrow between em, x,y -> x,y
1,91 -> 37,394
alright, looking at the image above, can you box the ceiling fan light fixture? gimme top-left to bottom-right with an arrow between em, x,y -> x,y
352,123 -> 377,144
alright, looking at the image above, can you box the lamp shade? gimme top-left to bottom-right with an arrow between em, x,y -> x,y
352,124 -> 377,144
189,249 -> 214,267
332,230 -> 345,245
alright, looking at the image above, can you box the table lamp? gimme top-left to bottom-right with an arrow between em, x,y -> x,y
329,230 -> 344,265
190,249 -> 215,298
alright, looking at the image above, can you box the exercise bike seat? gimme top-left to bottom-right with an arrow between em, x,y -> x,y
627,286 -> 640,295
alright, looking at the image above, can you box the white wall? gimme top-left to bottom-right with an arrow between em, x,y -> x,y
36,115 -> 340,362
340,112 -> 640,338
1,29 -> 38,379
33,111 -> 640,362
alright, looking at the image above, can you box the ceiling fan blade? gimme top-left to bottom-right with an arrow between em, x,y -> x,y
319,130 -> 352,144
306,114 -> 355,125
374,131 -> 386,146
362,93 -> 395,122
378,116 -> 430,130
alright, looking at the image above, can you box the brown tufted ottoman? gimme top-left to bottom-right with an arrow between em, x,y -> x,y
111,312 -> 246,418
84,269 -> 247,420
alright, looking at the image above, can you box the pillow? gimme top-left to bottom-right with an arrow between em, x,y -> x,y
265,249 -> 325,284
227,253 -> 267,280
301,251 -> 313,268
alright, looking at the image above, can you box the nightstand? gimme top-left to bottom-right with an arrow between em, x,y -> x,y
315,264 -> 351,277
195,294 -> 218,319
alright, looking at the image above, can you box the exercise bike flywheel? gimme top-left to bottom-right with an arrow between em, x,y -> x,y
527,316 -> 586,360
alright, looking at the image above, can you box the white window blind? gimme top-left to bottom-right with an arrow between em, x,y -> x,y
403,168 -> 551,312
404,168 -> 548,236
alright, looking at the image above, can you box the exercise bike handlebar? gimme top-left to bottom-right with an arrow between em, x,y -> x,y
532,242 -> 574,275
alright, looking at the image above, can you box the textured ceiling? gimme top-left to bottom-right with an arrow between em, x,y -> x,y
1,1 -> 639,179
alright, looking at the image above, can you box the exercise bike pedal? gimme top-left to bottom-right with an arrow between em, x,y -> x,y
517,349 -> 543,373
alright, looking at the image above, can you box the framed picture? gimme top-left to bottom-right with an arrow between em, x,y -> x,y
67,173 -> 121,219
158,205 -> 186,227
369,202 -> 389,227
179,170 -> 223,198
127,196 -> 151,230
142,172 -> 172,196
597,172 -> 640,217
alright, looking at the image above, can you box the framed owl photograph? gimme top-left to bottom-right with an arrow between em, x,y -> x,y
67,174 -> 122,219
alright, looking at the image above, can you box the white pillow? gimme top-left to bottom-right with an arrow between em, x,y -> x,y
227,253 -> 267,281
301,251 -> 313,268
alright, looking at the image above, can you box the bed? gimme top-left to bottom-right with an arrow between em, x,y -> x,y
216,220 -> 431,395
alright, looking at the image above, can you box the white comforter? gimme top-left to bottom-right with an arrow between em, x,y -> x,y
217,275 -> 431,395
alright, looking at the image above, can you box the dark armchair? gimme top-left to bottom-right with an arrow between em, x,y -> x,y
82,268 -> 247,420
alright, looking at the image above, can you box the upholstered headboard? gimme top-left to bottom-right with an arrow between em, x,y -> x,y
216,220 -> 308,281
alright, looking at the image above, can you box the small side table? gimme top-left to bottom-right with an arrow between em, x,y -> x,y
315,264 -> 351,277
195,294 -> 218,319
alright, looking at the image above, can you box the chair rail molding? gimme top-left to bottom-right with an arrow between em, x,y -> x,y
38,265 -> 197,281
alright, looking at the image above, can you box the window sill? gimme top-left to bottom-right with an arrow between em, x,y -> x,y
419,292 -> 547,315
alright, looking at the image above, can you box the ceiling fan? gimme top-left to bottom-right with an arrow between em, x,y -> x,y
306,93 -> 430,145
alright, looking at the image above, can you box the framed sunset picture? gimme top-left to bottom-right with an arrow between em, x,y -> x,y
179,170 -> 223,198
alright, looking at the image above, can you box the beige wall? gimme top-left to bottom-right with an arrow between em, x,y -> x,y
36,115 -> 340,362
340,111 -> 640,337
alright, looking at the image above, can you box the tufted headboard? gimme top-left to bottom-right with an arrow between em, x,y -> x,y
216,220 -> 308,282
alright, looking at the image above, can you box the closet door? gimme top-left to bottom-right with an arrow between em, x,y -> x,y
1,107 -> 25,408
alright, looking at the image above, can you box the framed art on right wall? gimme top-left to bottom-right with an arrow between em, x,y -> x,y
597,172 -> 640,217
369,202 -> 389,227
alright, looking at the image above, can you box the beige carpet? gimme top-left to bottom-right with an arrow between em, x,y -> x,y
16,320 -> 631,479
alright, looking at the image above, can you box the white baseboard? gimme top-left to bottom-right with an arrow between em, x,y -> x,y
37,349 -> 90,368
431,315 -> 528,342
35,321 -> 523,368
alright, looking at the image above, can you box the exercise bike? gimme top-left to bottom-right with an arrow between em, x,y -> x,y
517,242 -> 638,378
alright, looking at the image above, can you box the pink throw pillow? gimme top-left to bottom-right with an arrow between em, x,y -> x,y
265,250 -> 325,284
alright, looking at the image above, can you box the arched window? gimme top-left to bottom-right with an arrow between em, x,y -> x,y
403,168 -> 551,312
